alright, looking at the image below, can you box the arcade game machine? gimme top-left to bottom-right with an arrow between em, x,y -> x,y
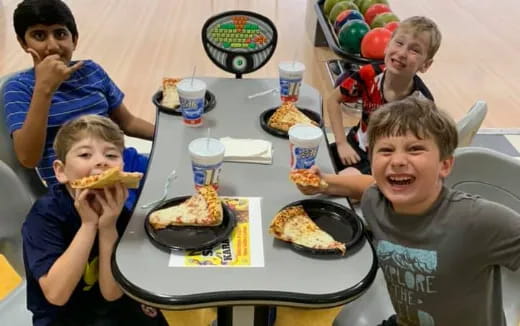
202,11 -> 278,78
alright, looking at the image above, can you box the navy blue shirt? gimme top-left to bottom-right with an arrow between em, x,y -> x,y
22,184 -> 131,326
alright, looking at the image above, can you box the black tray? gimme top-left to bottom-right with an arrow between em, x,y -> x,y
259,107 -> 323,138
144,196 -> 237,251
152,90 -> 216,116
275,199 -> 364,257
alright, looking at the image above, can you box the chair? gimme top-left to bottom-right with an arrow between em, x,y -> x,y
456,100 -> 487,147
0,160 -> 35,325
445,146 -> 520,325
0,72 -> 48,200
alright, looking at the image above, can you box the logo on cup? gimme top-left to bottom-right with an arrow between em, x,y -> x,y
192,162 -> 222,190
180,97 -> 204,125
290,144 -> 318,169
279,78 -> 302,102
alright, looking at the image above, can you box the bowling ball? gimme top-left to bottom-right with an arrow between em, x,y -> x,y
338,19 -> 370,54
324,0 -> 344,16
329,1 -> 360,22
384,21 -> 400,33
334,9 -> 364,32
364,3 -> 391,26
358,0 -> 389,14
370,12 -> 399,28
361,27 -> 392,59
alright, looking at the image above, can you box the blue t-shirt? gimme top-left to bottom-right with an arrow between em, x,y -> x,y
3,60 -> 125,185
22,184 -> 131,326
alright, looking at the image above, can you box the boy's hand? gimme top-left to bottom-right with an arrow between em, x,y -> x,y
28,48 -> 83,95
95,183 -> 128,230
337,142 -> 360,165
74,189 -> 100,227
296,166 -> 328,195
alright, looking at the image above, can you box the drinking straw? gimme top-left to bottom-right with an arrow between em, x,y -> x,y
292,50 -> 297,68
206,128 -> 211,150
191,65 -> 196,87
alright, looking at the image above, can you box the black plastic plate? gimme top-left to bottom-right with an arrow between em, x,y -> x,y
152,90 -> 216,116
259,107 -> 323,138
145,196 -> 237,251
275,199 -> 364,257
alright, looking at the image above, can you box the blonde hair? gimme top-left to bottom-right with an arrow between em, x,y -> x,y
367,96 -> 458,160
53,115 -> 125,162
395,16 -> 442,60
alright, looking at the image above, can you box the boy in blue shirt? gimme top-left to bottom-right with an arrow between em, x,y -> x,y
22,115 -> 165,326
296,97 -> 520,325
4,0 -> 153,206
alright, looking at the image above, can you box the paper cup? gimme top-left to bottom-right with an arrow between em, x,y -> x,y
177,79 -> 206,127
189,138 -> 225,189
288,124 -> 323,169
279,61 -> 305,102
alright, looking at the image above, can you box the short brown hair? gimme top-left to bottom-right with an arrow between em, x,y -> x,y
367,96 -> 458,160
395,16 -> 442,60
53,115 -> 124,162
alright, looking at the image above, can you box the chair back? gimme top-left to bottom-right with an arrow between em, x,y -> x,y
456,100 -> 487,147
0,72 -> 48,200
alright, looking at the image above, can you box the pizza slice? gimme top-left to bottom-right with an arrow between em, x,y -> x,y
268,102 -> 319,132
70,167 -> 143,189
289,169 -> 328,188
161,77 -> 181,109
149,185 -> 223,229
269,205 -> 346,254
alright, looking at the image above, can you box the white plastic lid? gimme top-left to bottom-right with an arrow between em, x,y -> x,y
189,137 -> 225,165
288,124 -> 323,148
278,61 -> 305,74
177,79 -> 206,97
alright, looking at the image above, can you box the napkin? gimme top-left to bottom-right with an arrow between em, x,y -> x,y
219,137 -> 273,164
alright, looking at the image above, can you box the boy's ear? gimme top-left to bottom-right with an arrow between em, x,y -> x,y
53,160 -> 69,184
439,155 -> 455,179
419,58 -> 433,73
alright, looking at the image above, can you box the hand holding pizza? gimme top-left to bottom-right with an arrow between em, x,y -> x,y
290,166 -> 328,196
95,183 -> 128,230
74,188 -> 101,227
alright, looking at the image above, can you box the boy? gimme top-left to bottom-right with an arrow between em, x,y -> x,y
297,97 -> 520,325
328,16 -> 440,175
22,115 -> 166,326
3,0 -> 153,202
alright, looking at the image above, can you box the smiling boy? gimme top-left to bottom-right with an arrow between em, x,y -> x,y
327,16 -> 440,175
4,0 -> 153,206
297,96 -> 520,325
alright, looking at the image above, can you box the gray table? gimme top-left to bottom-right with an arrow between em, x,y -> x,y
113,78 -> 377,325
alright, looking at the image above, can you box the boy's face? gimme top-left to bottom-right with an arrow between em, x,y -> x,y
19,24 -> 77,65
384,30 -> 433,77
54,137 -> 123,186
371,132 -> 454,215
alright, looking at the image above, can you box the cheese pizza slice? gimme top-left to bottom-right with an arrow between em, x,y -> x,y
70,167 -> 143,189
289,169 -> 328,188
161,78 -> 181,108
149,185 -> 223,229
268,102 -> 319,132
269,205 -> 346,254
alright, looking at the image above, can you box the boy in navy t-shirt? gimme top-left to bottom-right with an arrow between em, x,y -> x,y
22,115 -> 165,326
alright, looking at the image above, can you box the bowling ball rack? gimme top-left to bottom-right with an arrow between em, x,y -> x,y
314,0 -> 382,87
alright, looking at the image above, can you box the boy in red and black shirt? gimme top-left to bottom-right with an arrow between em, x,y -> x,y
327,16 -> 440,175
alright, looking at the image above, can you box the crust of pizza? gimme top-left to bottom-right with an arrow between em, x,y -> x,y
161,78 -> 181,108
267,102 -> 319,132
70,167 -> 143,189
149,185 -> 223,229
289,169 -> 328,188
269,205 -> 346,254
